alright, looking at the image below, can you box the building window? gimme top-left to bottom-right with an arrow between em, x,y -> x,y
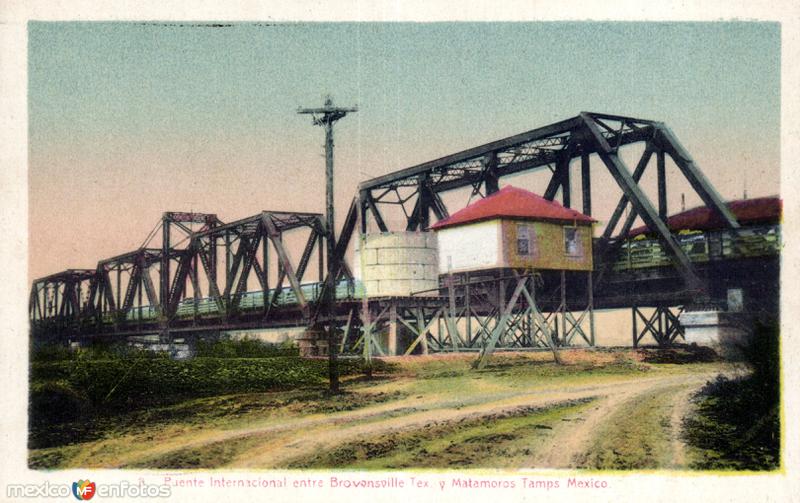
517,225 -> 531,256
564,227 -> 582,257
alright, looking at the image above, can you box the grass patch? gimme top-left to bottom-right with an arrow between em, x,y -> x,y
31,356 -> 389,411
683,321 -> 780,471
684,375 -> 779,470
29,349 -> 730,470
29,355 -> 396,450
392,352 -> 652,398
284,398 -> 595,469
575,386 -> 680,470
28,388 -> 409,469
127,434 -> 268,469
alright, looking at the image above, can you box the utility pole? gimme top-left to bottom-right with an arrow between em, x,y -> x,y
298,96 -> 357,394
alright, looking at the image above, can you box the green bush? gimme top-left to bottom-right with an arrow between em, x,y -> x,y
684,321 -> 780,470
194,338 -> 299,358
29,380 -> 90,425
30,343 -> 74,362
31,356 -> 387,413
31,341 -> 165,362
740,321 -> 780,407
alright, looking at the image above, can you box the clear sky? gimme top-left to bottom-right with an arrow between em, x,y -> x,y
28,21 -> 781,280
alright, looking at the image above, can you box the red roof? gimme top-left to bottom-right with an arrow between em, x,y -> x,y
430,186 -> 594,231
629,196 -> 782,237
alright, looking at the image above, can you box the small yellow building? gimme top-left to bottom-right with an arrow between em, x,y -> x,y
430,186 -> 594,273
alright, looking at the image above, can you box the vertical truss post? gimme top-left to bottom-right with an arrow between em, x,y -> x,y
519,274 -> 562,363
657,149 -> 667,219
361,298 -> 372,370
588,272 -> 595,347
263,233 -> 270,315
406,175 -> 431,231
483,152 -> 500,194
417,308 -> 429,355
359,191 -> 368,235
317,231 -> 324,286
498,277 -> 507,346
632,304 -> 639,349
446,273 -> 460,350
417,175 -> 431,230
581,152 -> 591,216
465,273 -> 472,344
526,300 -> 533,346
560,270 -> 567,346
115,268 -> 121,316
192,255 -> 199,321
208,235 -> 217,298
388,303 -> 398,356
189,254 -> 200,304
137,259 -> 143,325
225,232 -> 232,280
561,156 -> 571,208
161,214 -> 170,315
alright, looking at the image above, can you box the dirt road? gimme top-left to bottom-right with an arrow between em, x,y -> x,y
240,371 -> 715,469
31,353 -> 727,470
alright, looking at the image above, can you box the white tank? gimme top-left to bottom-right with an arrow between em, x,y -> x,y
353,231 -> 439,297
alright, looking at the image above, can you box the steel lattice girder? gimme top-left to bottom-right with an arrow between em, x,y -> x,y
90,248 -> 167,322
350,112 -> 740,293
30,210 -> 328,335
358,113 -> 656,193
29,269 -> 97,321
184,211 -> 326,319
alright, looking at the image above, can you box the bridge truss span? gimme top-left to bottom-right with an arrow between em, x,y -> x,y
30,112 -> 780,352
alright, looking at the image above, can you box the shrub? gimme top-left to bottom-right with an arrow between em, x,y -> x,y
29,380 -> 90,425
31,356 -> 389,413
194,338 -> 299,358
30,343 -> 73,362
684,320 -> 780,470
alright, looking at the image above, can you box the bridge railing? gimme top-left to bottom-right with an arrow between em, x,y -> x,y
610,224 -> 781,271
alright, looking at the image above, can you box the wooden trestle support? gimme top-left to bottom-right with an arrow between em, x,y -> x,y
337,269 -> 595,368
631,305 -> 685,348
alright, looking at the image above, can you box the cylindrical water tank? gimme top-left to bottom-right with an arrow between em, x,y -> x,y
353,231 -> 439,297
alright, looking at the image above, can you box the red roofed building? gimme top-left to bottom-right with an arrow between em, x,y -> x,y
628,196 -> 782,237
430,186 -> 594,231
431,186 -> 595,273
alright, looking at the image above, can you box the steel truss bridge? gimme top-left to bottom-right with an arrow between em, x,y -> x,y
30,112 -> 781,355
